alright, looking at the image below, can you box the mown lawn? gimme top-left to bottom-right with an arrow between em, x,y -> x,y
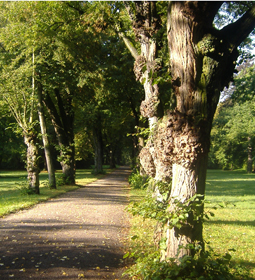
204,169 -> 255,278
0,168 -> 112,218
128,169 -> 255,279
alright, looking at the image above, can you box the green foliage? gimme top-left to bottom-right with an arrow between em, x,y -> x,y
210,63 -> 255,170
124,244 -> 245,280
232,63 -> 255,102
16,181 -> 36,195
125,173 -> 253,279
128,169 -> 149,189
128,190 -> 210,230
55,175 -> 73,186
55,144 -> 74,166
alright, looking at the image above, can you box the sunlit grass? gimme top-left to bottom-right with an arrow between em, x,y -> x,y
204,169 -> 255,278
128,169 -> 255,279
0,167 -> 112,218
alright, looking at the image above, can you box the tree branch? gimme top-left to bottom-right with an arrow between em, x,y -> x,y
117,30 -> 139,59
221,3 -> 255,50
63,1 -> 84,16
114,20 -> 139,59
42,91 -> 63,133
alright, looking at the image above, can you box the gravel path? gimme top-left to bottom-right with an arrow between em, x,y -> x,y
0,167 -> 131,280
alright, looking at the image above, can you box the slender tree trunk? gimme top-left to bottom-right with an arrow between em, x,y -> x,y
37,83 -> 56,189
24,134 -> 40,194
247,136 -> 253,173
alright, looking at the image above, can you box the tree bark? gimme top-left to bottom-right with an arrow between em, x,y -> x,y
37,82 -> 56,189
24,134 -> 40,194
125,0 -> 255,260
162,1 -> 235,259
133,2 -> 160,130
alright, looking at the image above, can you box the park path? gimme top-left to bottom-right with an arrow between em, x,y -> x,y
0,167 -> 131,280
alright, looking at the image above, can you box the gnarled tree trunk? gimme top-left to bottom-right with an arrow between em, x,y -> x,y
24,134 -> 40,194
124,1 -> 255,260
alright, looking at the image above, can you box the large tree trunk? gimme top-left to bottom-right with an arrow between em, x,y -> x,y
37,82 -> 56,189
24,134 -> 40,194
125,0 -> 255,261
161,1 -> 236,259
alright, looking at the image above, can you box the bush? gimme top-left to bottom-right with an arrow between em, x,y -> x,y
128,169 -> 149,189
16,181 -> 37,195
124,242 -> 248,280
124,188 -> 250,280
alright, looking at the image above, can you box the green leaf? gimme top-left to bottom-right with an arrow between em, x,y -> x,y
131,235 -> 138,240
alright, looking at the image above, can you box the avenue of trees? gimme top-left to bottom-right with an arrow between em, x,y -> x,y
0,1 -> 144,192
0,0 -> 255,272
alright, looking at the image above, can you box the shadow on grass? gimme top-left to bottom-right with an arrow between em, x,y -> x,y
205,219 -> 255,227
230,260 -> 255,280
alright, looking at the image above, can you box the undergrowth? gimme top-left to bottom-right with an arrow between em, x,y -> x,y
124,170 -> 253,280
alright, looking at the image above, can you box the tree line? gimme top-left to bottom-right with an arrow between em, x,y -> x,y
209,60 -> 255,172
0,2 -> 144,192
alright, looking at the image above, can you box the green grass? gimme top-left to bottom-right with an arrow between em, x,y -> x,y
204,169 -> 255,278
127,169 -> 255,279
0,167 -> 112,218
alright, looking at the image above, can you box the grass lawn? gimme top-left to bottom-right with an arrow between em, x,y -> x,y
204,169 -> 255,278
128,169 -> 255,279
0,168 -> 112,218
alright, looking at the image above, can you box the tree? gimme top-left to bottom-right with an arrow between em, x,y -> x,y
37,80 -> 56,188
119,1 -> 255,259
0,56 -> 41,194
210,62 -> 255,172
0,2 -> 42,193
0,1 -> 105,184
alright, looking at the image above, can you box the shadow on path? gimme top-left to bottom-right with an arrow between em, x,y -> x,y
0,166 -> 131,280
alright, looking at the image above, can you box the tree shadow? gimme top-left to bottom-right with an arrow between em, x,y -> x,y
205,219 -> 255,227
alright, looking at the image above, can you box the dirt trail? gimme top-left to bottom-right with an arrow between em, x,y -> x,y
0,167 -> 131,280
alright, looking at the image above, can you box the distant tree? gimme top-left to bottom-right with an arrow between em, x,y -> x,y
0,54 -> 41,193
210,62 -> 255,172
